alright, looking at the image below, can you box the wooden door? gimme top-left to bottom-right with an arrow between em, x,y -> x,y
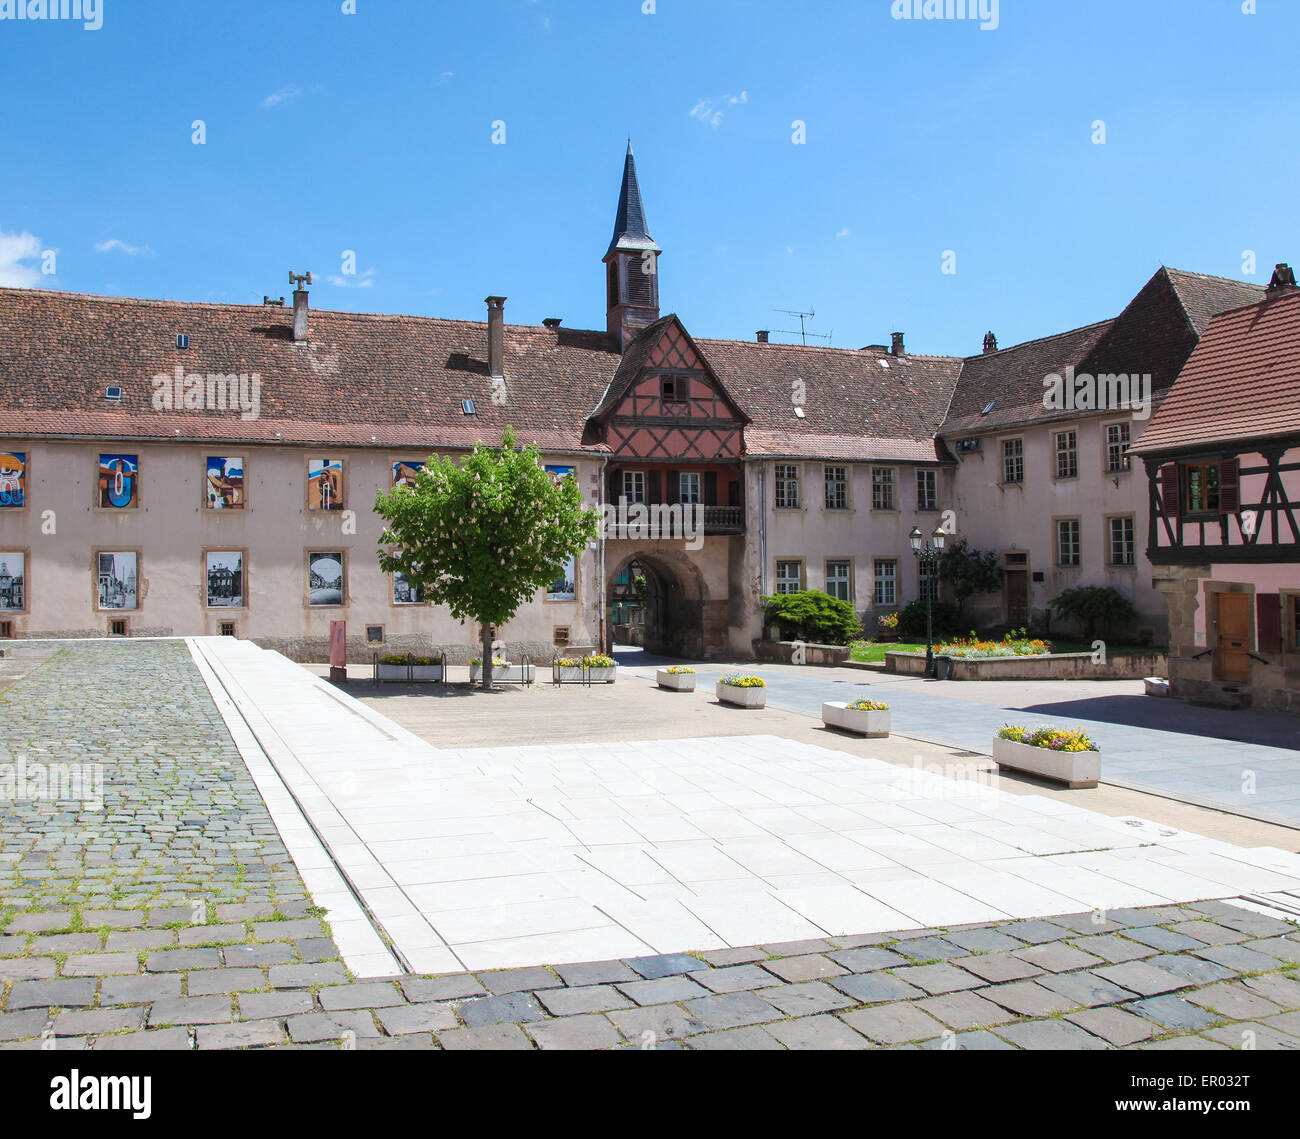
1215,592 -> 1251,683
1006,571 -> 1028,625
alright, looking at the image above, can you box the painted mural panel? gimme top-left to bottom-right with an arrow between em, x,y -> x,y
98,454 -> 139,509
206,551 -> 244,608
206,457 -> 245,509
0,453 -> 26,508
0,553 -> 25,611
393,571 -> 424,604
544,466 -> 578,601
308,458 -> 344,511
97,552 -> 138,611
308,552 -> 345,606
393,461 -> 424,489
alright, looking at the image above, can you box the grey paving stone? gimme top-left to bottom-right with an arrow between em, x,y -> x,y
1098,907 -> 1172,928
625,953 -> 707,980
1213,912 -> 1297,937
238,991 -> 313,1020
828,933 -> 900,949
537,985 -> 634,1016
1124,995 -> 1221,1032
356,1033 -> 438,1051
1092,961 -> 1194,997
1139,1034 -> 1230,1051
221,944 -> 296,967
682,991 -> 785,1030
1202,1022 -> 1300,1051
1241,973 -> 1300,1009
1036,971 -> 1139,1008
179,923 -> 247,947
401,975 -> 486,1002
459,992 -> 547,1028
58,952 -> 139,978
756,981 -> 855,1017
51,1008 -> 147,1036
6,913 -> 69,934
1185,982 -> 1283,1020
975,980 -> 1078,1017
617,975 -> 711,1006
892,963 -> 982,995
1011,942 -> 1104,973
1046,912 -> 1126,936
689,964 -> 776,994
30,934 -> 101,954
0,1010 -> 49,1041
684,1026 -> 785,1050
438,1023 -> 536,1050
0,958 -> 57,981
527,1013 -> 623,1050
146,948 -> 221,972
1065,1006 -> 1157,1046
92,1028 -> 192,1051
147,997 -> 234,1027
1000,920 -> 1073,943
759,954 -> 847,983
1244,936 -> 1300,965
763,1014 -> 871,1050
215,903 -> 277,922
185,968 -> 267,996
607,1004 -> 705,1043
1166,920 -> 1250,946
82,910 -> 145,929
698,947 -> 768,967
146,907 -> 198,928
195,1022 -> 285,1049
829,972 -> 926,1004
826,946 -> 908,972
0,1037 -> 89,1052
318,982 -> 404,1012
1121,926 -> 1207,953
376,1003 -> 459,1035
915,991 -> 1016,1030
919,1029 -> 1017,1050
100,973 -> 182,1004
1193,944 -> 1284,972
293,938 -> 339,963
7,979 -> 96,1010
839,1003 -> 947,1045
1261,1010 -> 1300,1036
251,918 -> 325,941
996,1019 -> 1109,1050
268,962 -> 348,989
0,936 -> 27,956
890,936 -> 968,962
1069,934 -> 1154,964
287,1011 -> 380,1043
942,928 -> 1024,954
758,938 -> 834,957
476,966 -> 562,994
553,960 -> 641,987
954,953 -> 1044,984
1144,954 -> 1237,986
105,931 -> 175,952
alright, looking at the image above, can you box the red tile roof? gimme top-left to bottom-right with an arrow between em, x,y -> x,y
1130,288 -> 1300,454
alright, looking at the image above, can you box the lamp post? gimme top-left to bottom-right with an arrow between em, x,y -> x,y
909,525 -> 947,678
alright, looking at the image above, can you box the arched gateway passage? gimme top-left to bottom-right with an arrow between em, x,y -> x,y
607,551 -> 705,659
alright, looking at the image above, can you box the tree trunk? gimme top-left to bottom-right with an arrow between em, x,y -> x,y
480,621 -> 494,692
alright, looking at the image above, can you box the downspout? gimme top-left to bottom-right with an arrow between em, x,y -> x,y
599,454 -> 609,653
758,460 -> 767,597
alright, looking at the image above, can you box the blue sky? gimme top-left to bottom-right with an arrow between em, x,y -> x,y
1,0 -> 1297,357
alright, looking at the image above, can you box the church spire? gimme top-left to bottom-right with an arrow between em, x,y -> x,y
604,142 -> 661,351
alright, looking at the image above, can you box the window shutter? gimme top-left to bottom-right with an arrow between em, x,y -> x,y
728,479 -> 740,507
704,471 -> 718,506
647,470 -> 661,504
1219,458 -> 1240,513
608,467 -> 621,504
1160,463 -> 1180,517
666,470 -> 678,504
1257,594 -> 1282,655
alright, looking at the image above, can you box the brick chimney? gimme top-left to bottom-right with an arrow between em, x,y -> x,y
756,330 -> 769,344
1267,264 -> 1297,293
983,331 -> 998,354
289,270 -> 312,341
890,331 -> 905,356
485,296 -> 506,378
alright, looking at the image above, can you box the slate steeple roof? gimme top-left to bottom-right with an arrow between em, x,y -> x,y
604,142 -> 661,259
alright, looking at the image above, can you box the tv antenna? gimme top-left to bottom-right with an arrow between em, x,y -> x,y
771,307 -> 833,347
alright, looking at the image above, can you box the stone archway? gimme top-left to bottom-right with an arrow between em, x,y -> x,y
607,550 -> 706,659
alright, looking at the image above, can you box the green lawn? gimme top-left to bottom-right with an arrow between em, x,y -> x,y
850,639 -> 1156,663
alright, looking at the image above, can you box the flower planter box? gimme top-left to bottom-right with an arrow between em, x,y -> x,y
992,737 -> 1100,789
656,670 -> 696,692
821,701 -> 890,738
469,664 -> 535,684
377,663 -> 443,683
716,682 -> 766,709
556,666 -> 617,684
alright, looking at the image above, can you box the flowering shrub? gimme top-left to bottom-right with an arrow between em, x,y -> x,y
379,654 -> 440,666
719,675 -> 766,688
469,657 -> 511,668
846,699 -> 889,711
582,654 -> 616,669
876,612 -> 900,633
938,628 -> 1050,658
998,724 -> 1098,752
666,665 -> 697,675
557,657 -> 582,668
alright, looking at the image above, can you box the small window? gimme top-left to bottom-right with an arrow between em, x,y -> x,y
679,472 -> 701,505
0,621 -> 12,639
553,625 -> 571,648
1055,431 -> 1078,479
1185,462 -> 1220,513
366,625 -> 385,645
824,466 -> 848,510
775,561 -> 803,594
825,561 -> 851,602
871,468 -> 895,511
1109,516 -> 1135,566
104,386 -> 123,402
1106,423 -> 1131,473
219,622 -> 237,637
176,334 -> 189,350
1002,438 -> 1023,484
461,399 -> 476,415
660,376 -> 686,403
109,619 -> 128,637
873,561 -> 897,607
916,469 -> 938,512
1056,519 -> 1081,567
774,465 -> 800,509
621,470 -> 645,504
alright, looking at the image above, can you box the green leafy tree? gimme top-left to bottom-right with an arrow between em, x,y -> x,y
761,590 -> 863,645
1050,585 -> 1137,640
897,599 -> 961,641
937,538 -> 1003,622
375,427 -> 600,690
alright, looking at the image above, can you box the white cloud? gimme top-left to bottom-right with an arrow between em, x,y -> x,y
439,71 -> 454,83
327,268 -> 376,289
0,228 -> 45,287
835,227 -> 851,239
95,238 -> 153,256
786,245 -> 794,254
690,90 -> 748,129
262,85 -> 302,109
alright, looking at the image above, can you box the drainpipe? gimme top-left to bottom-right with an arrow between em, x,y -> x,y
599,455 -> 609,653
758,460 -> 767,597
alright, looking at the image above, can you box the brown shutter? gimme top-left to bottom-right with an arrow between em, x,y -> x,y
704,471 -> 718,506
1257,593 -> 1282,655
728,479 -> 740,507
1219,458 -> 1240,513
647,470 -> 661,504
608,467 -> 621,504
665,470 -> 678,504
1159,463 -> 1180,517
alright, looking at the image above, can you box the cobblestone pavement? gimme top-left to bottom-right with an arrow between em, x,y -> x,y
2,642 -> 1299,1050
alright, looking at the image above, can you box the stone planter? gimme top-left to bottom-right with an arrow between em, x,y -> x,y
992,737 -> 1100,789
469,664 -> 535,684
716,682 -> 766,709
656,670 -> 696,692
377,663 -> 443,683
557,666 -> 617,684
821,701 -> 890,738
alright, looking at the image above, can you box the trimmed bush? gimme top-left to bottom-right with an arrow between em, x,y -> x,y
1050,586 -> 1137,639
761,590 -> 863,645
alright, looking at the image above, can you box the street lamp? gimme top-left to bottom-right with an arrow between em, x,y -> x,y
909,525 -> 947,678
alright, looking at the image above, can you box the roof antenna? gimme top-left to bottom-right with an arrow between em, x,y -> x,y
771,307 -> 833,347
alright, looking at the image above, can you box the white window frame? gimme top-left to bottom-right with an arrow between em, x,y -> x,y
825,560 -> 851,602
775,560 -> 803,594
622,470 -> 646,504
1055,430 -> 1079,479
873,560 -> 897,607
1056,518 -> 1081,567
1108,515 -> 1135,566
916,468 -> 938,512
824,465 -> 849,510
1002,438 -> 1024,484
871,468 -> 896,511
1106,422 -> 1131,473
679,472 -> 701,505
774,464 -> 800,509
